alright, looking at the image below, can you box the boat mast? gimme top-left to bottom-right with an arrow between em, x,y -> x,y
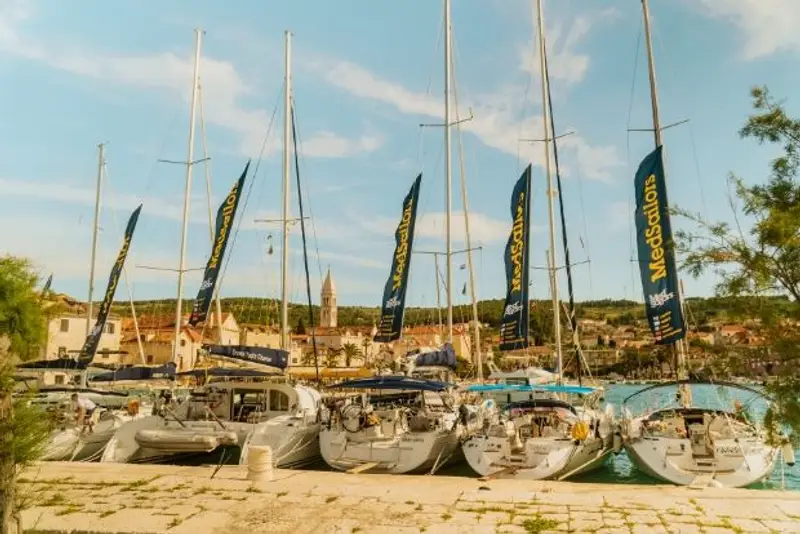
86,142 -> 104,336
444,0 -> 453,343
280,30 -> 292,351
641,0 -> 686,378
172,28 -> 202,366
536,0 -> 563,383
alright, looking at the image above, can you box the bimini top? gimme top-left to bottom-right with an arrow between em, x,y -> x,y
622,378 -> 772,405
203,344 -> 289,371
466,383 -> 596,396
16,358 -> 88,371
329,375 -> 453,392
409,343 -> 457,370
176,367 -> 274,378
91,362 -> 176,382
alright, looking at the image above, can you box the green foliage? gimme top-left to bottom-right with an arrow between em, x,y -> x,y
677,86 -> 800,435
0,256 -> 47,361
676,86 -> 800,301
1,362 -> 51,467
341,343 -> 361,367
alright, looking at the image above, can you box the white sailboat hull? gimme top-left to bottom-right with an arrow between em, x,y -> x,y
463,434 -> 610,480
320,428 -> 460,474
624,435 -> 778,488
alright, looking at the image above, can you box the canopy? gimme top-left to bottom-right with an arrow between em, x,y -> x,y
329,375 -> 452,392
621,378 -> 772,405
90,362 -> 176,382
466,383 -> 596,395
411,343 -> 457,370
204,344 -> 288,370
176,367 -> 274,378
16,358 -> 88,371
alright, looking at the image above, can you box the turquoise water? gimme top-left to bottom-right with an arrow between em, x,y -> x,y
572,383 -> 799,490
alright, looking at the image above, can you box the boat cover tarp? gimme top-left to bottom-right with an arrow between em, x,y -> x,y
412,343 -> 457,370
16,358 -> 88,371
91,362 -> 176,382
329,375 -> 452,392
466,383 -> 596,395
204,344 -> 288,370
176,367 -> 273,378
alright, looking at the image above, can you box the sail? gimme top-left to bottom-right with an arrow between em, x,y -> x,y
499,166 -> 532,351
189,162 -> 249,326
634,146 -> 686,344
203,344 -> 288,370
374,174 -> 422,342
79,205 -> 142,364
40,273 -> 53,299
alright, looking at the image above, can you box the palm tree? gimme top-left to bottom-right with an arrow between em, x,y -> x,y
342,343 -> 362,367
324,347 -> 342,369
301,349 -> 316,367
361,338 -> 372,367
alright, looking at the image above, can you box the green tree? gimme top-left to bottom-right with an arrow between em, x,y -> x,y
0,257 -> 47,361
677,86 -> 800,438
300,349 -> 317,367
341,343 -> 361,367
0,256 -> 51,533
294,318 -> 306,335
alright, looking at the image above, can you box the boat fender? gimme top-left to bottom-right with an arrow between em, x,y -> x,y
783,441 -> 796,467
613,432 -> 623,454
571,421 -> 590,441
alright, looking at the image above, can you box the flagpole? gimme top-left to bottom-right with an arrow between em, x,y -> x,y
87,142 -> 104,337
641,0 -> 686,377
173,28 -> 202,369
536,0 -> 563,384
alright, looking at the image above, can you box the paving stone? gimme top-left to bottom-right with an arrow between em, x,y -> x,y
762,519 -> 800,533
726,518 -> 771,533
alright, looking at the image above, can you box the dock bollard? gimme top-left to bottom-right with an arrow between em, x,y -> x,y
247,445 -> 274,483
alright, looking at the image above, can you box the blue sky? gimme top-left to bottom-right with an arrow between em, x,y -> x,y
1,0 -> 799,311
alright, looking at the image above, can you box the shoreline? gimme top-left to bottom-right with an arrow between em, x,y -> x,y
18,462 -> 800,533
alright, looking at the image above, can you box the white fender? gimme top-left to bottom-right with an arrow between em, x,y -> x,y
783,442 -> 796,467
613,432 -> 623,454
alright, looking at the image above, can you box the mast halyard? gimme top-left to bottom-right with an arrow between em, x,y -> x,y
536,0 -> 563,384
281,31 -> 292,351
641,0 -> 686,378
87,142 -> 105,337
444,0 -> 453,343
172,28 -> 202,367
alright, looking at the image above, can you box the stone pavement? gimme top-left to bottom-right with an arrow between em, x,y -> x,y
16,462 -> 800,533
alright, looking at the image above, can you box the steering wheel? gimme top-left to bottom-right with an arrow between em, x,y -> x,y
340,404 -> 364,433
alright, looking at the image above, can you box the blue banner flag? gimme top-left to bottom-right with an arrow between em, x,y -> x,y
499,166 -> 532,351
80,205 -> 142,363
634,146 -> 686,344
189,162 -> 249,326
374,174 -> 422,343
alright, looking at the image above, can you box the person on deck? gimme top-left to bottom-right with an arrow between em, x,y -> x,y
70,393 -> 97,434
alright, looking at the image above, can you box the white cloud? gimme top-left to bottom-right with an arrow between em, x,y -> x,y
696,0 -> 800,59
0,12 -> 381,159
311,59 -> 623,182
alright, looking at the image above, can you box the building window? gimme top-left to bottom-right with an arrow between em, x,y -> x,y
54,375 -> 65,385
291,358 -> 299,365
101,353 -> 109,359
180,339 -> 186,347
105,323 -> 115,334
57,346 -> 67,357
146,355 -> 153,364
59,319 -> 69,332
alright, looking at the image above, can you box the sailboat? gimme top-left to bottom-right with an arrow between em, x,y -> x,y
102,31 -> 323,469
461,0 -> 615,481
619,0 -> 784,489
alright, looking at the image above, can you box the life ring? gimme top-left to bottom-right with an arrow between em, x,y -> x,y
571,421 -> 590,441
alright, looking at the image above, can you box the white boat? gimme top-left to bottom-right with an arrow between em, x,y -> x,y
620,381 -> 786,488
101,369 -> 322,468
42,409 -> 126,462
462,383 -> 614,480
320,374 -> 469,474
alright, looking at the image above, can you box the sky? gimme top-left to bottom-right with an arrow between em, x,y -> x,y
2,0 -> 799,313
